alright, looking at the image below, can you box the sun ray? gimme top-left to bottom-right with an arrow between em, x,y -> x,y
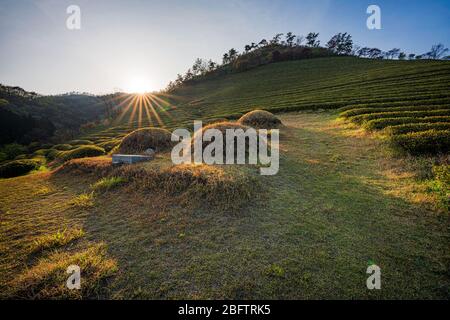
138,95 -> 143,128
146,94 -> 174,121
142,95 -> 153,126
127,96 -> 139,126
115,95 -> 138,125
142,94 -> 165,127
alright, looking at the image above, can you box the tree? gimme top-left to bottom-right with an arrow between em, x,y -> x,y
306,32 -> 320,47
285,32 -> 296,47
398,52 -> 406,60
192,58 -> 207,76
326,32 -> 353,55
351,45 -> 361,56
270,33 -> 283,45
408,53 -> 416,60
368,48 -> 383,59
183,69 -> 193,81
244,45 -> 252,53
222,53 -> 229,64
384,48 -> 400,59
175,74 -> 184,85
295,36 -> 305,46
426,43 -> 449,59
227,48 -> 239,62
357,47 -> 371,57
207,60 -> 217,72
258,39 -> 268,47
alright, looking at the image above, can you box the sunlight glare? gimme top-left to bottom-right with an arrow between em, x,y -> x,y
125,76 -> 153,94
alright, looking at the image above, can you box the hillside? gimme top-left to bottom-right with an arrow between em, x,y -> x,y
0,85 -> 110,146
0,57 -> 449,299
74,57 -> 450,157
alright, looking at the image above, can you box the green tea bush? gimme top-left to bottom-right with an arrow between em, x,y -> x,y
0,143 -> 27,160
350,109 -> 450,124
53,144 -> 74,151
58,145 -> 105,162
390,129 -> 450,154
0,159 -> 42,178
97,140 -> 120,152
68,139 -> 94,146
338,97 -> 450,112
364,116 -> 450,131
341,104 -> 450,118
385,122 -> 450,135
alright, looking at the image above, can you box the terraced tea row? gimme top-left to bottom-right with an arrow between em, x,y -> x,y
339,102 -> 450,154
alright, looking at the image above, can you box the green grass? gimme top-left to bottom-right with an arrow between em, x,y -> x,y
31,228 -> 85,253
91,177 -> 127,192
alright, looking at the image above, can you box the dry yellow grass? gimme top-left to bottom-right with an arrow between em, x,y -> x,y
238,109 -> 282,128
8,243 -> 117,299
118,127 -> 173,154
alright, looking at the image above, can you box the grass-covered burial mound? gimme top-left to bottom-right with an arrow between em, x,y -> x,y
238,109 -> 282,128
118,128 -> 173,154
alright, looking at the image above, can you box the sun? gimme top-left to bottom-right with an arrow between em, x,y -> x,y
125,76 -> 153,94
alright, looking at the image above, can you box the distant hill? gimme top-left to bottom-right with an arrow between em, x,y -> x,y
166,56 -> 450,120
0,84 -> 110,145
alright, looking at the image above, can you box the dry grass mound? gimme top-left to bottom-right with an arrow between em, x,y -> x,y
238,109 -> 282,128
113,163 -> 259,211
55,156 -> 112,176
118,128 -> 173,154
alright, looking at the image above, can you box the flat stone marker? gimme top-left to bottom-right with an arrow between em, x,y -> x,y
112,154 -> 153,165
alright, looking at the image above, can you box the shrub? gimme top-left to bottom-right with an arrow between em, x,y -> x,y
389,129 -> 450,154
0,159 -> 42,178
0,143 -> 27,160
238,109 -> 282,128
341,104 -> 450,118
350,109 -> 450,124
338,98 -> 450,113
53,144 -> 74,151
14,154 -> 28,160
46,149 -> 60,160
69,139 -> 94,146
385,122 -> 450,135
58,145 -> 105,162
118,127 -> 173,154
364,116 -> 450,131
97,139 -> 120,152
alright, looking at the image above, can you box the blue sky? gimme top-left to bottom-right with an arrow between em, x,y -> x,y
0,0 -> 449,94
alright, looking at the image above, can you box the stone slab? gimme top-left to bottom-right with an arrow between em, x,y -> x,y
112,154 -> 153,164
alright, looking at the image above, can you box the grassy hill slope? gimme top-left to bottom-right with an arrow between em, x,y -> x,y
78,57 -> 450,154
